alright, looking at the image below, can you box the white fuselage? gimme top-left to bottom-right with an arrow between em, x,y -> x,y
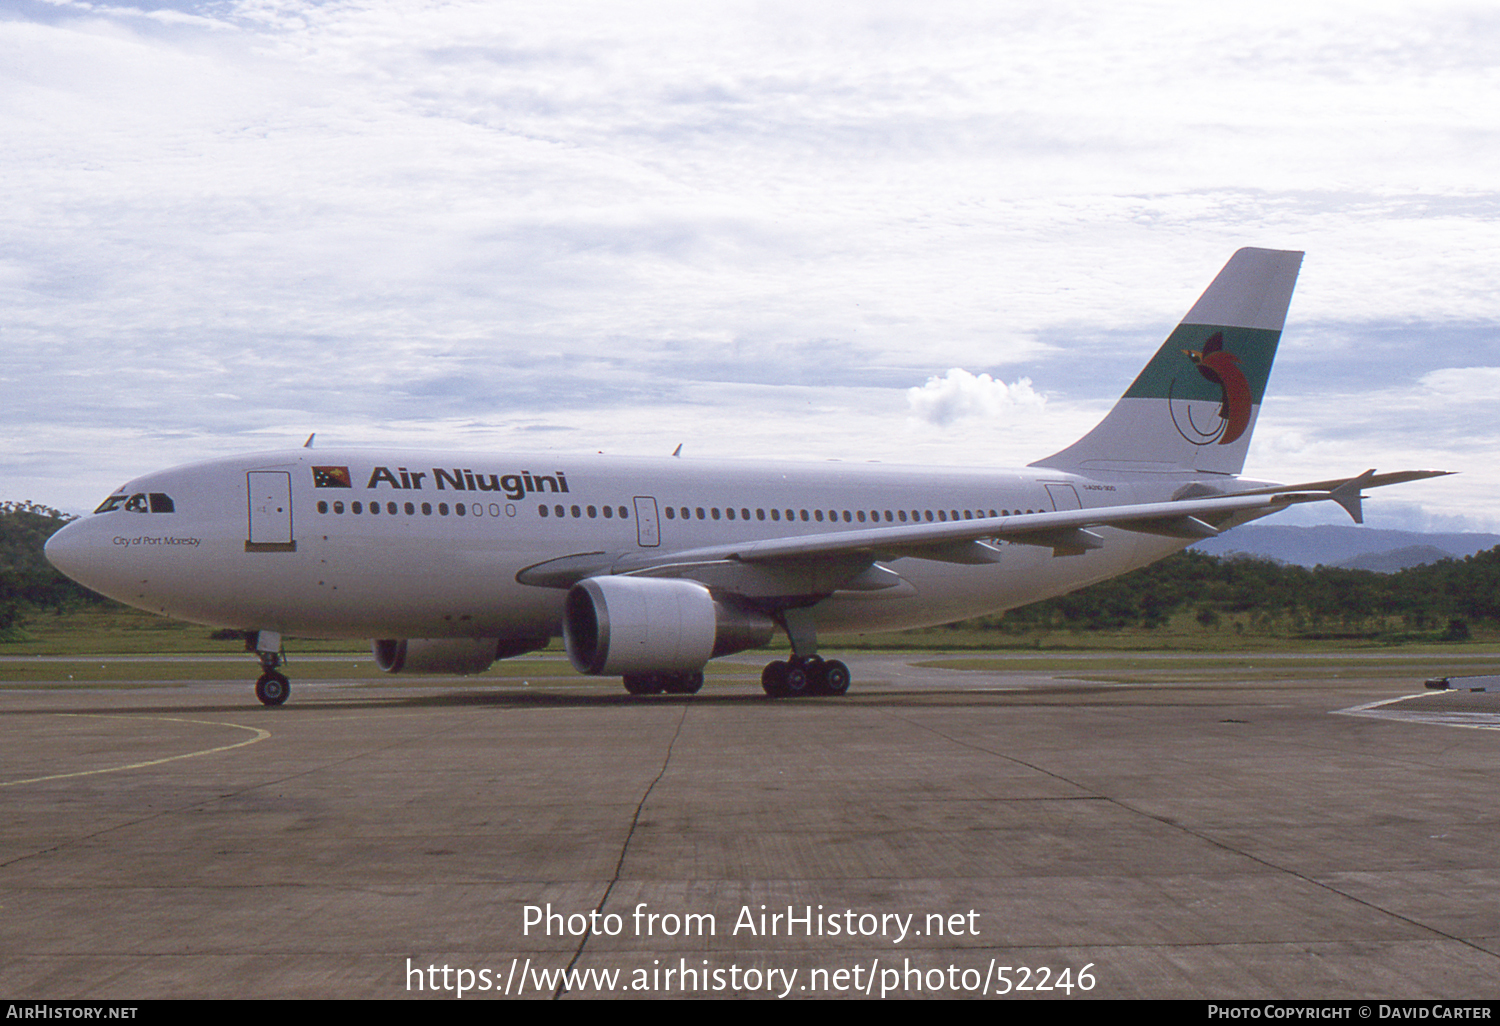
44,447 -> 1210,646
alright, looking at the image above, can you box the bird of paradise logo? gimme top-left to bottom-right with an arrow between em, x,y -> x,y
1168,331 -> 1252,446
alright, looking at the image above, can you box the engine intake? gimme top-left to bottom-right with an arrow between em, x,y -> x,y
564,576 -> 774,675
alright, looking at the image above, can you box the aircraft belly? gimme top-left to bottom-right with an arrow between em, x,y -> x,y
143,531 -> 558,639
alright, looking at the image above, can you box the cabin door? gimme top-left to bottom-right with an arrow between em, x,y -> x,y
247,471 -> 296,552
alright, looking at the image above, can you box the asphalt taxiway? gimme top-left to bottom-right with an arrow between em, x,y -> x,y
2,653 -> 1498,1000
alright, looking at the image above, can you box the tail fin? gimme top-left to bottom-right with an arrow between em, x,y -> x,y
1031,247 -> 1304,476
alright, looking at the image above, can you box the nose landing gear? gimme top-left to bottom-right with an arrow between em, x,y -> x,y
248,630 -> 291,706
255,669 -> 290,706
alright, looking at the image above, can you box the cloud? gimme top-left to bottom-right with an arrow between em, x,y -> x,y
906,368 -> 1045,428
1418,365 -> 1500,399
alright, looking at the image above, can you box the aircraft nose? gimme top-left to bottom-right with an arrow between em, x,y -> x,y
44,517 -> 95,584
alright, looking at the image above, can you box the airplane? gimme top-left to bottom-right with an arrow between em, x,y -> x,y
43,248 -> 1447,705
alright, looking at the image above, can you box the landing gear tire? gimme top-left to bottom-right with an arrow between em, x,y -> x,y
784,657 -> 821,697
821,659 -> 851,696
623,674 -> 663,695
762,656 -> 851,698
255,670 -> 290,707
625,671 -> 704,695
663,671 -> 704,695
761,660 -> 789,697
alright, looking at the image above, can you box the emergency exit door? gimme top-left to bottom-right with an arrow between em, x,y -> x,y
633,496 -> 660,547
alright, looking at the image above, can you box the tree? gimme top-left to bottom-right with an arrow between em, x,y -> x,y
0,502 -> 115,638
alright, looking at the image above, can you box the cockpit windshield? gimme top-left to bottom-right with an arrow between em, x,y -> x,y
94,492 -> 175,514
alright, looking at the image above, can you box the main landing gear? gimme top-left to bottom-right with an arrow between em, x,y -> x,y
759,607 -> 852,699
760,656 -> 850,698
621,671 -> 704,695
248,630 -> 291,707
616,607 -> 855,699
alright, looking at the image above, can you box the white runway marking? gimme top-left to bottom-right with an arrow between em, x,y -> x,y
1334,694 -> 1500,732
0,714 -> 271,787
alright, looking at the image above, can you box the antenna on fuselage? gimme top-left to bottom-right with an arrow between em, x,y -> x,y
672,444 -> 683,457
303,433 -> 316,448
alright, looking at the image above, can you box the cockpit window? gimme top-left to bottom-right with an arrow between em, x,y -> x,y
94,492 -> 175,514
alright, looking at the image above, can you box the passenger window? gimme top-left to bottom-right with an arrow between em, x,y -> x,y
587,505 -> 597,518
353,501 -> 364,514
696,508 -> 705,520
388,502 -> 398,515
539,505 -> 549,517
757,509 -> 766,521
571,505 -> 581,518
439,503 -> 449,515
726,508 -> 735,520
603,506 -> 613,518
333,501 -> 344,514
456,503 -> 467,516
423,503 -> 432,515
405,502 -> 415,515
620,506 -> 629,519
665,507 -> 675,519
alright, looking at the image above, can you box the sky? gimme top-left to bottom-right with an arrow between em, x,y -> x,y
3,0 -> 1497,531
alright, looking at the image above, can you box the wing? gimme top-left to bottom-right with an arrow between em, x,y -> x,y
516,469 -> 1452,598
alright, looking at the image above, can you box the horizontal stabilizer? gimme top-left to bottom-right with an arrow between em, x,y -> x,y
1218,469 -> 1453,525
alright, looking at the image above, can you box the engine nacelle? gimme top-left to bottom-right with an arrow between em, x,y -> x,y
371,636 -> 545,675
563,576 -> 775,675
